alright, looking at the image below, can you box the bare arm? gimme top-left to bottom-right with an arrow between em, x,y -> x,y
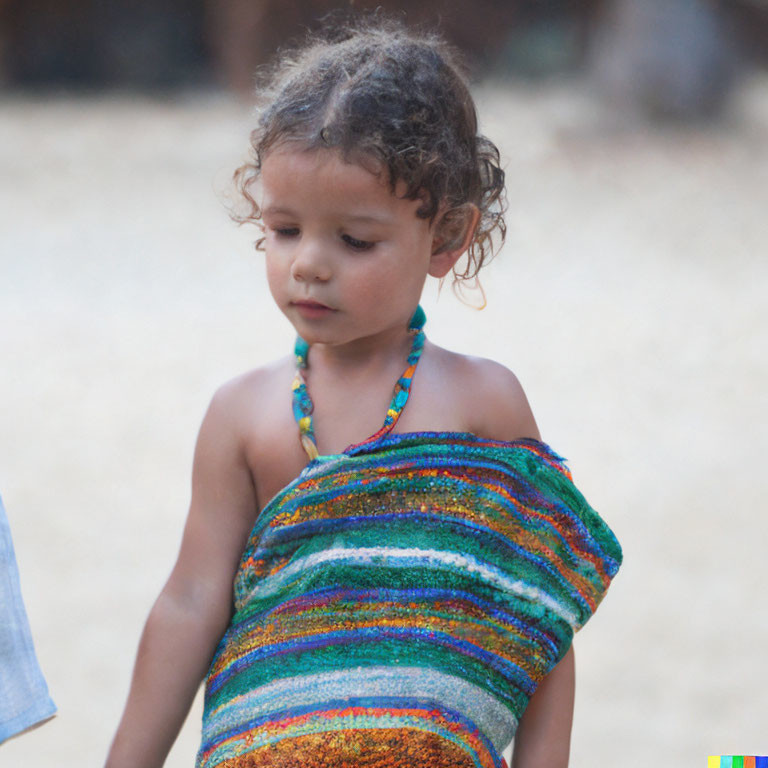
105,381 -> 260,768
511,646 -> 575,768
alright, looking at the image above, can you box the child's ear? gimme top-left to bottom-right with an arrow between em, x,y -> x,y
428,204 -> 481,278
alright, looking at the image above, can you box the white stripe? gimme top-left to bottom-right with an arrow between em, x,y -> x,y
245,545 -> 578,628
203,665 -> 517,752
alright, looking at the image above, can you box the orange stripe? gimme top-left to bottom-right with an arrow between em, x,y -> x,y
202,703 -> 496,763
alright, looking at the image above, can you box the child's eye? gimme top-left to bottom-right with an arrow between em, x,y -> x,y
274,227 -> 300,237
342,234 -> 375,251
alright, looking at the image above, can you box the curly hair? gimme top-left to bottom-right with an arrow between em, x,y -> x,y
230,15 -> 506,296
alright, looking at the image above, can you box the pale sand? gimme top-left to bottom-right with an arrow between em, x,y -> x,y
1,75 -> 766,767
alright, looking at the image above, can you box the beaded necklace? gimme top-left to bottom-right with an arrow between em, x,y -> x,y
291,304 -> 427,461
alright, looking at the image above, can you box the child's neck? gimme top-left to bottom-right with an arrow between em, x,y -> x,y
307,326 -> 414,378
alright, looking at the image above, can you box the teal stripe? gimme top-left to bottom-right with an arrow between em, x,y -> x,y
206,635 -> 532,715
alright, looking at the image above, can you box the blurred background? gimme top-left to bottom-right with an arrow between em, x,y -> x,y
1,1 -> 767,767
2,0 -> 768,109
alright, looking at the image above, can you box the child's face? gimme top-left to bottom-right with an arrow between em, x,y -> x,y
259,146 -> 437,348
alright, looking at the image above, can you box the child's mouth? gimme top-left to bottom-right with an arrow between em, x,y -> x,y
291,300 -> 336,318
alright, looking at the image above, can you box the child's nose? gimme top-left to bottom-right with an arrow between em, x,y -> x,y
290,239 -> 332,282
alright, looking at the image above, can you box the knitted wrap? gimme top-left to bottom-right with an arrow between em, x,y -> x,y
196,308 -> 623,767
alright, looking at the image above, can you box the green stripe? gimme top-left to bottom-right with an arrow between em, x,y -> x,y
207,637 -> 529,715
237,564 -> 578,644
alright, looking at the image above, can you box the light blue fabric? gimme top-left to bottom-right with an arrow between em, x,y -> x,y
0,493 -> 56,744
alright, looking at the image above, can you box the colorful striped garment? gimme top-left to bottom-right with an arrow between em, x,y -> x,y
197,308 -> 623,768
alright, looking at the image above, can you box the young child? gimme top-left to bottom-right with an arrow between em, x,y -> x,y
106,18 -> 622,768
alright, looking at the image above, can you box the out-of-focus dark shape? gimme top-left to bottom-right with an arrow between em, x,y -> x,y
0,1 -> 602,93
493,0 -> 599,77
727,0 -> 768,68
203,0 -> 516,98
0,0 -> 765,98
590,0 -> 740,122
0,0 -> 208,89
203,1 -> 613,97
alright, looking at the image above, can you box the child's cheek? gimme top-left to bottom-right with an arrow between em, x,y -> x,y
264,251 -> 288,300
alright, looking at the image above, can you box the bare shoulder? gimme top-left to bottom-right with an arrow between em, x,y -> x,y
189,354 -> 295,519
193,355 -> 294,480
427,343 -> 541,443
192,358 -> 287,490
461,355 -> 541,442
205,354 -> 294,432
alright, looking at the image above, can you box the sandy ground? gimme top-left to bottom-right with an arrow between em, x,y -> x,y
1,74 -> 766,767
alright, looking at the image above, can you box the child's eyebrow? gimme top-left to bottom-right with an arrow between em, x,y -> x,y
344,213 -> 393,225
262,206 -> 393,226
262,206 -> 297,217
